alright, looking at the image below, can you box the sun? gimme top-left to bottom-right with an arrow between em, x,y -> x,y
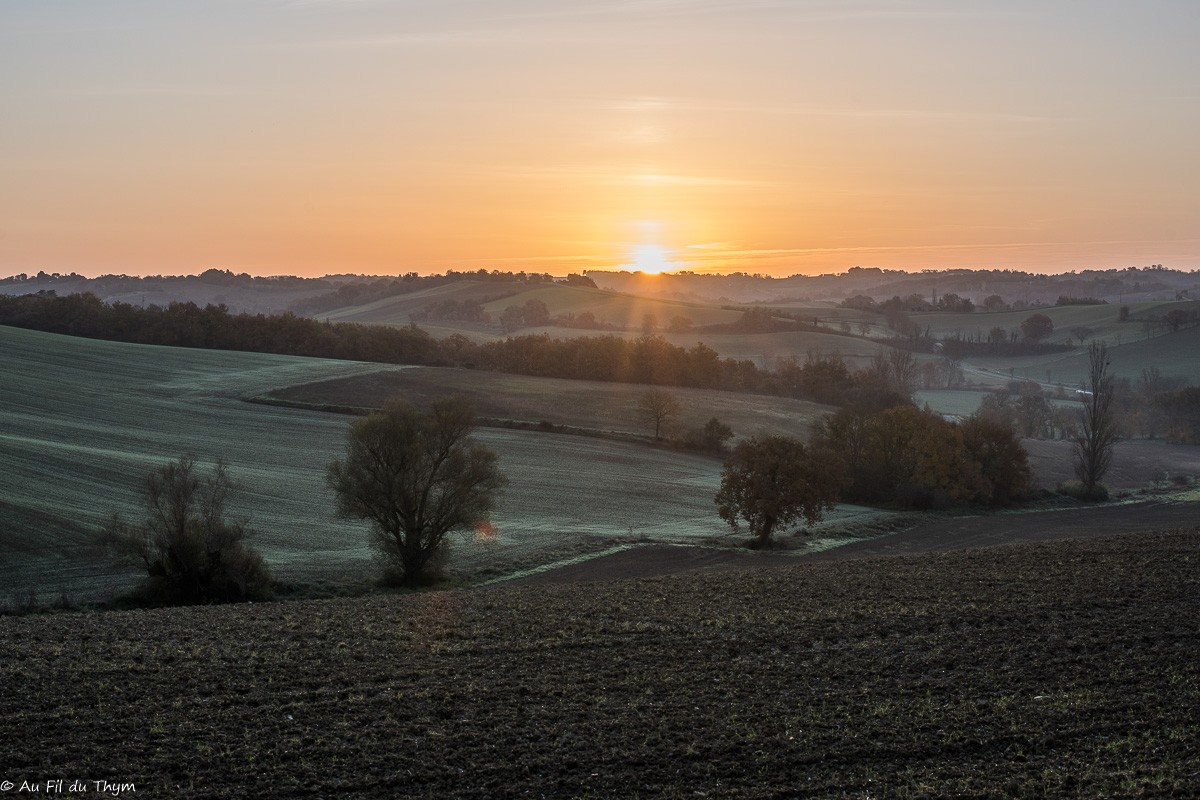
631,243 -> 672,274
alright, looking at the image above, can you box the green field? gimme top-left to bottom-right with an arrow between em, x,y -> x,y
267,366 -> 832,443
0,326 -> 773,601
320,279 -> 744,331
955,321 -> 1200,386
912,299 -> 1199,345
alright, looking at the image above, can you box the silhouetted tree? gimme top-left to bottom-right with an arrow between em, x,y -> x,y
701,417 -> 734,451
715,436 -> 843,547
1073,342 -> 1118,498
960,416 -> 1032,504
1021,313 -> 1054,342
327,397 -> 506,586
99,455 -> 271,604
638,388 -> 681,440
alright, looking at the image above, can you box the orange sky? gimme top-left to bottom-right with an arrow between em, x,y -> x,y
3,2 -> 1199,278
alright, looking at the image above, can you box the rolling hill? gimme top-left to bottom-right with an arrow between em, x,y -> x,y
318,279 -> 744,331
1,325 -> 788,601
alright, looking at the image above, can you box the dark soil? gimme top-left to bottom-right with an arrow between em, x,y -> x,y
504,499 -> 1200,587
2,530 -> 1198,798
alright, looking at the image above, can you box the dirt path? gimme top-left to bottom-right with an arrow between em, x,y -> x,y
500,498 -> 1200,586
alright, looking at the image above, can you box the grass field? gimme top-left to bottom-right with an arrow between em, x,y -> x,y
2,529 -> 1196,797
266,366 -> 833,443
956,321 -> 1200,386
0,326 -> 755,602
320,279 -> 744,331
911,299 -> 1199,346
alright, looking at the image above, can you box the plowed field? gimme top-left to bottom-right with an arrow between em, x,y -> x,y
2,530 -> 1197,798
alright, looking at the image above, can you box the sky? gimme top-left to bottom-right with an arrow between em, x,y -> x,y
3,0 -> 1199,278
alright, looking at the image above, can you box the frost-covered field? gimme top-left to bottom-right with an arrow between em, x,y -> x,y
0,327 -> 730,599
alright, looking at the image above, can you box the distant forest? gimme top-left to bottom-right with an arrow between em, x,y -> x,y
589,265 -> 1200,305
4,265 -> 1197,308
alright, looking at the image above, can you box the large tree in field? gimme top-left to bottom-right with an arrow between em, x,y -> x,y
1073,341 -> 1118,498
715,435 -> 843,547
327,396 -> 507,586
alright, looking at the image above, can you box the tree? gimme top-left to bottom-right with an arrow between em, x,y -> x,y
982,294 -> 1008,312
667,315 -> 694,333
1073,341 -> 1118,498
561,272 -> 597,288
638,388 -> 681,440
522,298 -> 550,326
960,416 -> 1032,504
327,397 -> 507,586
1020,313 -> 1054,342
99,454 -> 271,604
1164,308 -> 1190,333
715,435 -> 843,547
499,304 -> 525,333
702,417 -> 734,450
1069,325 -> 1094,343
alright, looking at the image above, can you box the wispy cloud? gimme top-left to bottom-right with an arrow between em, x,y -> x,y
495,164 -> 770,189
606,95 -> 1047,125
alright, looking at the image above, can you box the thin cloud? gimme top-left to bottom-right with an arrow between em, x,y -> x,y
496,165 -> 770,189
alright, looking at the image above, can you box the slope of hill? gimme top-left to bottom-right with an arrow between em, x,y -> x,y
264,366 -> 833,442
911,299 -> 1199,345
0,271 -> 333,314
2,530 -> 1196,797
0,326 -> 745,600
589,266 -> 1200,305
953,319 -> 1200,386
319,279 -> 744,331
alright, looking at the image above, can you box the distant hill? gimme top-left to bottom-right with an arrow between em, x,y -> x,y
0,268 -> 333,314
319,279 -> 744,332
588,265 -> 1200,306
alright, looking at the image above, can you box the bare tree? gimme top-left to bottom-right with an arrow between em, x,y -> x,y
638,388 -> 681,440
870,349 -> 919,397
1069,325 -> 1094,343
100,455 -> 271,604
327,397 -> 507,586
1073,341 -> 1118,498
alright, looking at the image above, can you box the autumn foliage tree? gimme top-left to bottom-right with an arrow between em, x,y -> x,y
960,415 -> 1033,504
327,397 -> 507,586
715,435 -> 844,547
814,405 -> 1030,508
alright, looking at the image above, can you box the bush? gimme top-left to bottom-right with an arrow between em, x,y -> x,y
99,455 -> 272,605
1056,480 -> 1109,502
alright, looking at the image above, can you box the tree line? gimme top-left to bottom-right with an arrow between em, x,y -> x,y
0,292 -> 905,407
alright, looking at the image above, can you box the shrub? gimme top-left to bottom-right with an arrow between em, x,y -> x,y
1056,480 -> 1109,502
100,455 -> 272,605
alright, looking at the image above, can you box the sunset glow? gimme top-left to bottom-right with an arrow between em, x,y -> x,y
3,2 -> 1199,277
630,244 -> 673,275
